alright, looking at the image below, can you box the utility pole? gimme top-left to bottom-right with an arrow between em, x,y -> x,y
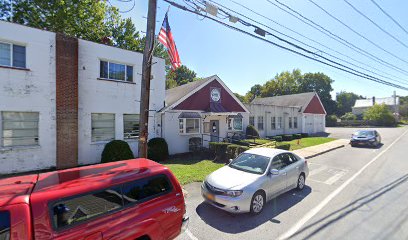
138,0 -> 157,158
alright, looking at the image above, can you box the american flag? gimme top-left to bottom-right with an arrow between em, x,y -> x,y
158,13 -> 181,69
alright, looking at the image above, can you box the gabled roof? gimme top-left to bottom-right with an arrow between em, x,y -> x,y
353,97 -> 399,108
251,92 -> 316,109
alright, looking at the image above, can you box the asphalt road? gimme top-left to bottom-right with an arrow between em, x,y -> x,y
176,126 -> 408,240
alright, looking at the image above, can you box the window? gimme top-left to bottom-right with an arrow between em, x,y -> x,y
270,155 -> 286,170
123,114 -> 139,139
0,42 -> 26,68
249,116 -> 255,126
122,175 -> 172,205
52,187 -> 123,229
1,112 -> 39,147
294,117 -> 298,129
179,118 -> 200,134
0,211 -> 10,240
289,117 -> 293,129
271,117 -> 276,130
257,116 -> 264,130
277,117 -> 282,129
203,122 -> 210,133
100,61 -> 133,82
228,118 -> 243,131
91,113 -> 115,142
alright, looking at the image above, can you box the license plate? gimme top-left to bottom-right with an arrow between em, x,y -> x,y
206,193 -> 215,201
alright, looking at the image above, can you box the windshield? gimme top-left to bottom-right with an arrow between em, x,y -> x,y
354,131 -> 375,137
229,153 -> 270,174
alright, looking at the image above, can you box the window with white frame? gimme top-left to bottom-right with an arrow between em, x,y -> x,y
277,117 -> 282,129
179,118 -> 200,134
289,117 -> 293,129
257,116 -> 264,130
100,60 -> 133,82
271,117 -> 276,129
294,117 -> 298,129
0,42 -> 26,68
1,112 -> 39,147
91,113 -> 115,142
249,116 -> 255,126
228,117 -> 243,131
123,114 -> 139,139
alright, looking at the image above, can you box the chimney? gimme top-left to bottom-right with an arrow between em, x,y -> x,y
372,96 -> 376,105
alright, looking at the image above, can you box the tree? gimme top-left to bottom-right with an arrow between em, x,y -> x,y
301,72 -> 336,115
234,93 -> 248,103
245,84 -> 263,102
261,69 -> 302,97
399,96 -> 408,120
165,65 -> 200,89
364,104 -> 396,126
340,112 -> 357,121
336,91 -> 363,116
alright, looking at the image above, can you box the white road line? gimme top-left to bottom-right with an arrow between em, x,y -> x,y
308,165 -> 328,176
324,171 -> 347,185
277,128 -> 408,240
185,229 -> 199,240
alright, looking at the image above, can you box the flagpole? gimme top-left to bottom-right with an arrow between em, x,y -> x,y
138,0 -> 157,158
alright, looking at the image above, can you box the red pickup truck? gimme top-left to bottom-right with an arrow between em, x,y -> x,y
0,159 -> 188,240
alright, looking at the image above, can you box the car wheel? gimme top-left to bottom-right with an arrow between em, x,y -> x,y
250,191 -> 265,214
297,174 -> 306,191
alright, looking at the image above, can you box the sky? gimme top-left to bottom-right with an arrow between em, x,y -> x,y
112,0 -> 408,99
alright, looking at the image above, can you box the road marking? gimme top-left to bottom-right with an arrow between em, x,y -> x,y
308,165 -> 328,176
185,229 -> 199,240
277,128 -> 408,240
324,170 -> 347,185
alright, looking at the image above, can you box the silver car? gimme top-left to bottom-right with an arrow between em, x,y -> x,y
201,148 -> 309,214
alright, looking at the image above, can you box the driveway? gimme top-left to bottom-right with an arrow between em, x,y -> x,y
177,126 -> 408,240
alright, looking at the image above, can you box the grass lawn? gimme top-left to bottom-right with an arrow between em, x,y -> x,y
242,138 -> 272,145
164,158 -> 224,185
286,137 -> 336,150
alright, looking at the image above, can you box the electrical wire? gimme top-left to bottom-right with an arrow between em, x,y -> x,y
161,0 -> 408,91
370,0 -> 408,36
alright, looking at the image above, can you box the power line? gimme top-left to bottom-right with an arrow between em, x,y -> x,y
267,0 -> 408,76
370,0 -> 408,36
307,0 -> 408,68
206,0 -> 408,86
162,0 -> 408,91
343,0 -> 408,50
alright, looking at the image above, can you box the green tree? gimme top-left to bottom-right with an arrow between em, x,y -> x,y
340,112 -> 357,121
363,104 -> 396,126
336,91 -> 363,116
165,65 -> 200,89
245,84 -> 263,102
234,93 -> 248,103
261,69 -> 302,97
399,96 -> 408,119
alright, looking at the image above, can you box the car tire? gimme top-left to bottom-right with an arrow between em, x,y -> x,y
296,174 -> 306,191
250,191 -> 265,215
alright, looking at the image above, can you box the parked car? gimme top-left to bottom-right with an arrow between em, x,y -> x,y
350,130 -> 381,147
0,159 -> 188,240
201,148 -> 309,214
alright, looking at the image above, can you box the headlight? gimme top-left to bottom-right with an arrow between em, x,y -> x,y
225,190 -> 243,197
369,138 -> 376,142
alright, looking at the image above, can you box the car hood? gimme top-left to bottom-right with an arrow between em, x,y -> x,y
206,166 -> 261,190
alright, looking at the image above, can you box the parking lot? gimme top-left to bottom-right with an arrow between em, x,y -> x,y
177,127 -> 408,240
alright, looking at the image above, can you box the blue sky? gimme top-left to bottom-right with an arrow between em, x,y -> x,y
112,0 -> 408,99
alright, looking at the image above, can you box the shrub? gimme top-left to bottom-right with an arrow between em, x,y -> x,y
363,104 -> 396,126
282,134 -> 293,141
209,142 -> 231,163
301,133 -> 309,138
276,143 -> 291,150
189,137 -> 202,152
326,115 -> 337,127
246,125 -> 259,139
340,112 -> 357,121
226,144 -> 250,160
147,138 -> 169,162
294,134 -> 302,139
273,136 -> 283,142
101,140 -> 134,163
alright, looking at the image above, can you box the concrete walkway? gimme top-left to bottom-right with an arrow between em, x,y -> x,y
294,138 -> 350,159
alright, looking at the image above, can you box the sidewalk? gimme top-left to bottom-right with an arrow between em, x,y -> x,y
294,138 -> 349,159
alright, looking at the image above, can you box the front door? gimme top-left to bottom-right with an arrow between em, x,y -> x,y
210,120 -> 219,142
265,154 -> 287,200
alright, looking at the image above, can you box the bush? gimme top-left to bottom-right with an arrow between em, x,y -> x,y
363,104 -> 396,126
209,142 -> 231,163
101,140 -> 134,163
294,134 -> 302,139
246,125 -> 259,139
282,134 -> 293,141
189,137 -> 202,152
276,143 -> 291,150
273,136 -> 283,142
326,115 -> 337,127
341,112 -> 357,121
226,144 -> 250,160
147,138 -> 169,162
301,133 -> 309,138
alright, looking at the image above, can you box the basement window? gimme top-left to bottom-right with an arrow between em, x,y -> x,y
0,42 -> 26,68
123,114 -> 140,139
91,113 -> 115,142
100,60 -> 133,82
1,111 -> 39,147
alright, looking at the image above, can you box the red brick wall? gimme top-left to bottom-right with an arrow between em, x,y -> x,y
174,80 -> 246,112
304,95 -> 326,114
56,34 -> 78,169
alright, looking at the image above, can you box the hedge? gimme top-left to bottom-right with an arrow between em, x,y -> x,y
226,144 -> 250,160
273,136 -> 283,142
282,134 -> 293,141
301,133 -> 309,138
101,140 -> 134,163
276,143 -> 291,150
147,138 -> 169,162
246,125 -> 259,139
293,134 -> 302,139
209,142 -> 231,163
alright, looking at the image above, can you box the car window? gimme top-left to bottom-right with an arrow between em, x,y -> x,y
0,211 -> 10,240
270,154 -> 286,170
286,153 -> 299,165
122,175 -> 173,205
229,153 -> 270,174
52,186 -> 123,229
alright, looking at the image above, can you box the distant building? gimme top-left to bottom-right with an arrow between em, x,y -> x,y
352,95 -> 399,116
246,92 -> 327,138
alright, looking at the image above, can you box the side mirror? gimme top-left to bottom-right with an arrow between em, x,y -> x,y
270,169 -> 279,175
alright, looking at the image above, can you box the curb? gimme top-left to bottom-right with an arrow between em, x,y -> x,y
304,144 -> 346,159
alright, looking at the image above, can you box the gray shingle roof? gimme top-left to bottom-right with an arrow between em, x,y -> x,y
164,75 -> 215,109
353,97 -> 399,108
251,92 -> 316,110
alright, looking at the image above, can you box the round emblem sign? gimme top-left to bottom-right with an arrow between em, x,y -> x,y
211,88 -> 221,102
